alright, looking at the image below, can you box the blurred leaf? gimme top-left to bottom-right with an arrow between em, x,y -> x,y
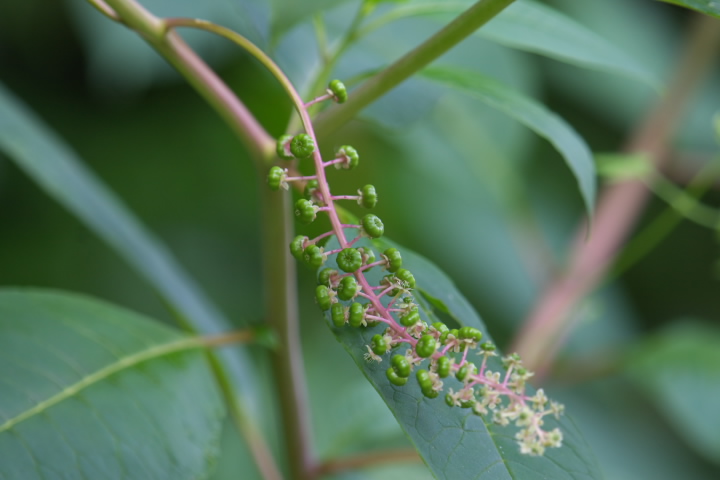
0,82 -> 260,411
625,321 -> 720,464
0,288 -> 224,480
362,0 -> 658,89
421,66 -> 596,215
656,0 -> 720,17
595,153 -> 652,181
557,378 -> 720,480
66,0 -> 270,94
270,0 -> 353,42
320,235 -> 602,479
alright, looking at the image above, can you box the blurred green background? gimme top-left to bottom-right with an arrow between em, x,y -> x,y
2,0 -> 720,478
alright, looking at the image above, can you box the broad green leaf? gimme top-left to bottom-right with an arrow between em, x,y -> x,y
656,0 -> 720,17
0,289 -> 224,480
320,235 -> 602,479
0,83 -> 259,409
360,0 -> 659,89
625,321 -> 720,464
421,67 -> 596,215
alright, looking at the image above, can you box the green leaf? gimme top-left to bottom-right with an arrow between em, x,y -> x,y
361,0 -> 659,89
656,0 -> 720,18
0,288 -> 224,480
625,321 -> 720,464
321,235 -> 602,479
0,83 -> 259,400
421,66 -> 596,215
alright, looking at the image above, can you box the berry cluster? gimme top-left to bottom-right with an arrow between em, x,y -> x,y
267,80 -> 564,456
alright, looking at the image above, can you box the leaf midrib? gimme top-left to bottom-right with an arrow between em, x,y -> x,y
0,337 -> 201,434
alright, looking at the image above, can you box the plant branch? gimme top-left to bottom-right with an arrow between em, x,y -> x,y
149,16 -> 321,478
311,449 -> 421,478
260,183 -> 315,480
205,353 -> 285,480
201,329 -> 256,347
312,0 -> 516,139
610,159 -> 720,279
511,15 -> 720,377
87,0 -> 120,22
97,0 -> 274,163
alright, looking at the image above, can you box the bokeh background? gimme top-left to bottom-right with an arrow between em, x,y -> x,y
2,0 -> 720,478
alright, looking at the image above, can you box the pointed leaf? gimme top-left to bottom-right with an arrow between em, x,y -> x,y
320,236 -> 602,479
421,66 -> 596,215
0,289 -> 224,480
656,0 -> 720,18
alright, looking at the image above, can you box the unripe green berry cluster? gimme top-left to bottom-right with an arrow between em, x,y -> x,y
267,79 -> 564,457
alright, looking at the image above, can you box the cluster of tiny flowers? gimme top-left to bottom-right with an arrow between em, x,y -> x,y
267,80 -> 564,456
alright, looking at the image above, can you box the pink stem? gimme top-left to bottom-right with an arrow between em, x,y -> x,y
310,230 -> 336,244
304,93 -> 332,108
285,175 -> 317,182
322,158 -> 345,168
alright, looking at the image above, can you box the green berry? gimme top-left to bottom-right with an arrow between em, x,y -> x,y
318,268 -> 337,286
304,179 -> 321,202
384,248 -> 402,272
290,235 -> 307,261
267,166 -> 285,191
416,369 -> 432,390
371,334 -> 387,355
481,342 -> 496,352
433,322 -> 449,334
415,335 -> 436,358
445,393 -> 455,407
348,302 -> 365,327
336,145 -> 359,169
436,356 -> 451,378
337,276 -> 358,301
359,184 -> 377,208
386,367 -> 408,386
395,269 -> 416,290
399,307 -> 420,327
295,198 -> 317,224
460,398 -> 475,409
440,329 -> 459,345
362,214 -> 384,238
359,247 -> 375,265
458,326 -> 483,342
456,363 -> 475,382
391,354 -> 411,378
303,245 -> 324,268
331,303 -> 345,327
422,385 -> 439,399
327,79 -> 347,103
276,135 -> 294,160
315,285 -> 331,311
290,133 -> 315,159
337,248 -> 363,273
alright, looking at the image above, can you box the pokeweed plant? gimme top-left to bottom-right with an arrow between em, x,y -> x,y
2,0 -> 720,479
273,107 -> 565,457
